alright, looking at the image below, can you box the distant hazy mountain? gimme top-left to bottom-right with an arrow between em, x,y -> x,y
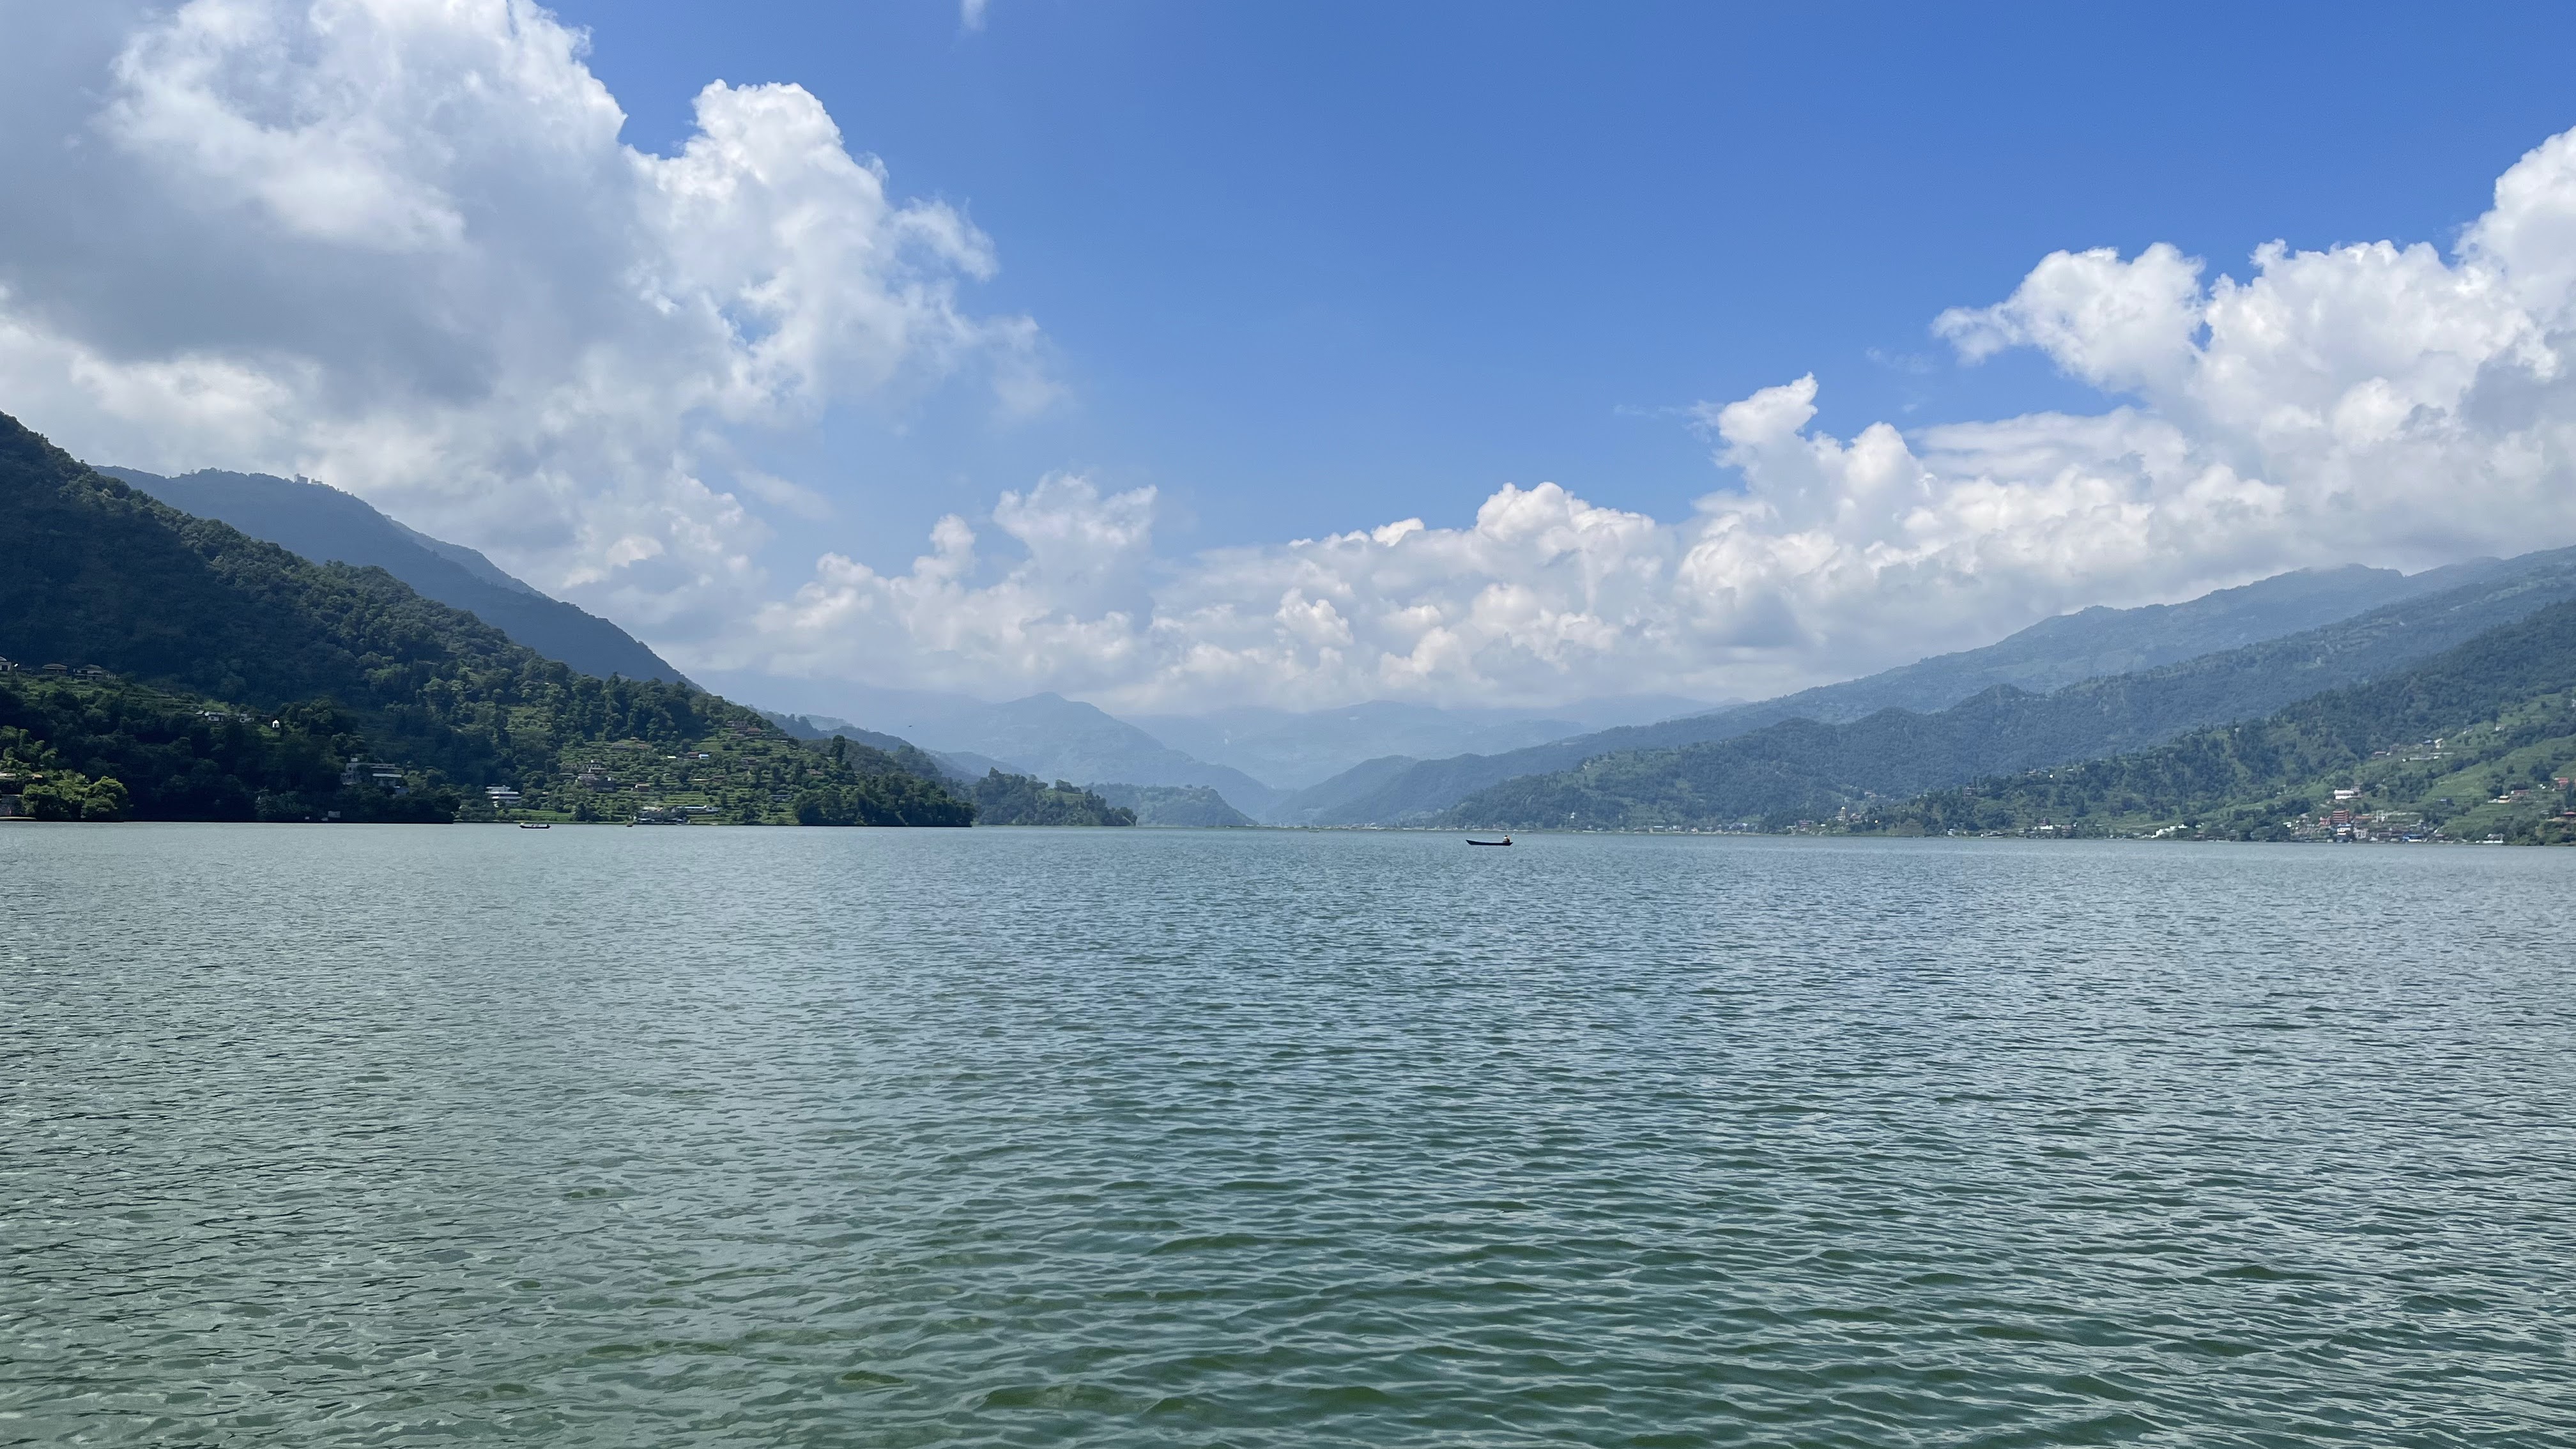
761,710 -> 1016,785
1127,695 -> 1712,790
1262,754 -> 1426,824
1714,561 -> 2501,729
1284,562 -> 2509,825
100,466 -> 686,685
907,693 -> 1287,813
736,684 -> 1284,815
1445,549 -> 2576,831
760,712 -> 930,757
1277,554 -> 2504,820
1884,597 -> 2576,843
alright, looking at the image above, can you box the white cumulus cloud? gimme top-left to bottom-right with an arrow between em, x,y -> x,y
0,0 -> 1040,644
729,126 -> 2576,712
8,2 -> 2576,714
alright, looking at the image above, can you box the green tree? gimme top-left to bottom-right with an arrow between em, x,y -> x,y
20,769 -> 128,821
82,776 -> 130,821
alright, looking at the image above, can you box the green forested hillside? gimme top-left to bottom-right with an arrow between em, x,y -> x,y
0,411 -> 971,825
1,677 -> 458,822
1291,557 -> 2540,825
1444,557 -> 2576,832
970,770 -> 1136,825
1091,782 -> 1254,826
100,466 -> 689,685
1873,601 -> 2576,843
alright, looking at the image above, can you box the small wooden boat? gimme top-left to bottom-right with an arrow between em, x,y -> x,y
518,822 -> 551,829
1467,834 -> 1512,847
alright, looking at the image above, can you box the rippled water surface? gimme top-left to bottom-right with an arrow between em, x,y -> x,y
5,825 -> 2575,1446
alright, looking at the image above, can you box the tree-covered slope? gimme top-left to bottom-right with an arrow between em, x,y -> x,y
1443,556 -> 2576,832
1731,560 -> 2499,726
1,677 -> 461,823
1876,601 -> 2576,844
970,770 -> 1136,825
1091,782 -> 1254,826
0,410 -> 969,825
1291,558 -> 2530,825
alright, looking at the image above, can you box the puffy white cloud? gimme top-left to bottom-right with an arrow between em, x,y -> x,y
744,473 -> 1159,691
1934,241 -> 2205,393
12,3 -> 2576,714
0,0 -> 1038,643
733,127 -> 2576,712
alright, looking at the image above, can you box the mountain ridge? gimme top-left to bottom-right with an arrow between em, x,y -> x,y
1442,550 -> 2576,832
1128,695 -> 1713,792
1879,599 -> 2576,845
728,682 -> 1286,814
0,411 -> 968,826
1285,560 -> 2516,825
98,466 -> 687,686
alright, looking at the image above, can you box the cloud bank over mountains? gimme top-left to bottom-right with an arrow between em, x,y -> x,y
729,131 -> 2576,710
0,0 -> 1041,645
6,1 -> 2576,712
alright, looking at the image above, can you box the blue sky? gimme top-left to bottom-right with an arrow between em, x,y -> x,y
549,0 -> 2576,562
12,1 -> 2576,712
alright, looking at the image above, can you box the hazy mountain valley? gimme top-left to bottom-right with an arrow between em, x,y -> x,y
19,417 -> 2576,847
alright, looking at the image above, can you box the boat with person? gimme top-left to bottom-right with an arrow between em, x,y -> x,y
518,822 -> 551,829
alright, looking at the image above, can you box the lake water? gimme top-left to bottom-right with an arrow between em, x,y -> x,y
5,824 -> 2573,1446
